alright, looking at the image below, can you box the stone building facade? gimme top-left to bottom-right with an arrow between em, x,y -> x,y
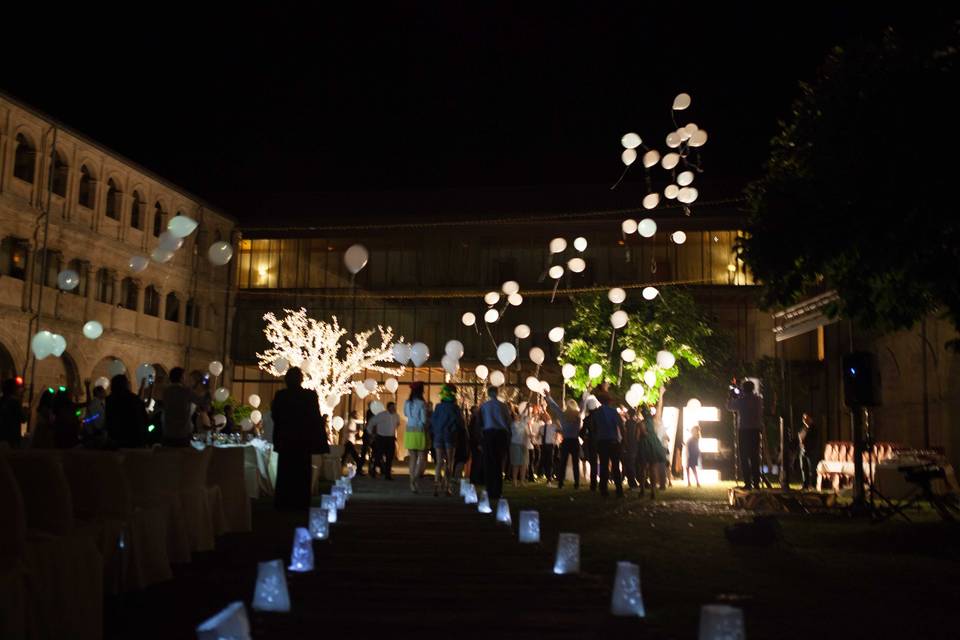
0,93 -> 237,406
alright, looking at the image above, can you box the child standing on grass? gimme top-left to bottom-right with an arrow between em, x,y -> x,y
686,425 -> 702,488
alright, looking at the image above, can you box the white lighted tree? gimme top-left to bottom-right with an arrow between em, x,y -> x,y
256,308 -> 404,415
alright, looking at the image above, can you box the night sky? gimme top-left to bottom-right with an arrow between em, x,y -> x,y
1,4 -> 940,224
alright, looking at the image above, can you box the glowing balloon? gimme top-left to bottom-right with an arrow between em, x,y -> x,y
107,360 -> 126,377
331,416 -> 344,430
57,269 -> 79,291
683,123 -> 699,135
30,331 -> 54,360
167,215 -> 198,238
637,218 -> 657,238
549,265 -> 564,279
208,241 -> 233,266
561,363 -> 576,380
355,386 -> 369,399
474,365 -> 489,381
248,394 -> 261,408
567,258 -> 586,273
208,361 -> 223,377
82,320 -> 103,340
50,334 -> 66,357
94,376 -> 110,390
213,386 -> 229,403
343,244 -> 369,274
370,401 -> 386,415
461,312 -> 476,327
549,238 -> 567,254
666,132 -> 681,149
240,418 -> 253,431
393,342 -> 411,365
686,398 -> 702,410
644,369 -> 657,387
678,127 -> 692,142
151,248 -> 174,263
508,293 -> 523,306
608,287 -> 626,304
588,363 -> 603,380
664,184 -> 679,199
441,354 -> 460,375
656,350 -> 676,369
489,370 -> 506,387
529,347 -> 545,365
363,378 -> 378,392
621,219 -> 638,235
642,286 -> 659,300
625,388 -> 643,408
128,255 -> 149,273
385,378 -> 399,393
642,193 -> 660,210
673,93 -> 691,110
621,149 -> 637,166
501,280 -> 520,295
621,132 -> 642,149
677,187 -> 699,204
250,410 -> 263,424
540,380 -> 551,395
410,342 -> 430,367
677,171 -> 694,186
642,150 -> 660,168
158,231 -> 184,253
445,340 -> 464,358
573,237 -> 587,252
610,310 -> 629,329
548,327 -> 565,343
526,376 -> 541,393
621,349 -> 636,363
484,291 -> 501,305
671,231 -> 687,244
496,342 -> 517,367
213,414 -> 227,427
689,129 -> 708,147
661,153 -> 680,170
513,324 -> 531,339
484,308 -> 500,323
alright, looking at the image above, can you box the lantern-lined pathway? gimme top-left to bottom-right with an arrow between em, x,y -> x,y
105,468 -> 642,638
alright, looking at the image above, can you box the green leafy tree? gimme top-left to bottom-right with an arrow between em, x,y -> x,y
559,288 -> 732,404
741,26 -> 960,345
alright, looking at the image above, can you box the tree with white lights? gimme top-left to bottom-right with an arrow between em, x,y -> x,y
257,308 -> 404,415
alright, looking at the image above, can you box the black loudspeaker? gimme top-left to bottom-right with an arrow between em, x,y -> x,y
842,352 -> 881,408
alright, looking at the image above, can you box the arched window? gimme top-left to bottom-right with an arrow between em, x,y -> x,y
120,277 -> 138,310
130,191 -> 144,229
13,134 -> 36,183
143,285 -> 160,316
50,150 -> 68,197
152,202 -> 164,237
165,291 -> 180,321
78,165 -> 95,209
96,268 -> 114,303
105,179 -> 121,220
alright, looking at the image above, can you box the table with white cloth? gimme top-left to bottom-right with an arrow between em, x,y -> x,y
873,458 -> 954,500
191,440 -> 278,498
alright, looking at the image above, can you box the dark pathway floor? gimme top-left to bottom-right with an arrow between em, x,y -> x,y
107,469 -> 642,639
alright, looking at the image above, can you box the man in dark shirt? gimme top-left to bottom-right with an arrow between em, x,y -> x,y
480,386 -> 511,500
271,367 -> 327,510
797,412 -> 816,489
593,393 -> 625,498
727,380 -> 763,490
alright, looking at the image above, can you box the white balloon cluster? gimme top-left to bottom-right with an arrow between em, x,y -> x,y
442,340 -> 464,375
30,331 -> 66,360
394,342 -> 430,367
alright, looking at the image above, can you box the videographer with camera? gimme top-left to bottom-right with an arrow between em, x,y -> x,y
727,379 -> 763,490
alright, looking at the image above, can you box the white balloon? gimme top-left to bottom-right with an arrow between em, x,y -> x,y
501,280 -> 520,295
621,219 -> 638,235
484,308 -> 500,323
57,269 -> 79,291
385,378 -> 399,393
513,324 -> 531,339
666,132 -> 682,149
496,342 -> 517,367
644,369 -> 657,387
656,350 -> 676,369
671,231 -> 687,244
208,361 -> 223,377
642,149 -> 661,168
561,363 -> 576,380
82,320 -> 103,340
621,348 -> 636,363
136,363 -> 157,387
637,218 -> 657,238
508,293 -> 523,306
208,241 -> 233,266
484,291 -> 501,305
474,365 -> 489,381
678,187 -> 699,204
567,258 -> 586,273
213,414 -> 227,427
588,363 -> 603,380
343,244 -> 369,274
661,153 -> 680,170
325,394 -> 340,409
94,376 -> 111,390
167,215 -> 199,238
642,286 -> 659,300
355,386 -> 369,399
686,398 -> 702,410
461,312 -> 476,327
548,327 -> 565,343
529,347 -> 545,365
273,357 -> 289,375
677,170 -> 694,186
332,415 -> 344,430
689,129 -> 708,147
240,418 -> 253,431
664,184 -> 680,199
30,331 -> 54,360
684,123 -> 699,135
213,386 -> 229,403
672,93 -> 691,110
630,383 -> 644,394
621,148 -> 637,166
441,354 -> 460,375
393,342 -> 411,365
549,238 -> 567,254
489,371 -> 505,387
107,359 -> 126,378
410,342 -> 430,367
642,193 -> 660,210
573,237 -> 588,252
158,231 -> 184,253
50,334 -> 66,357
128,255 -> 149,273
610,310 -> 629,329
678,127 -> 692,142
370,401 -> 386,415
625,388 -> 643,408
364,378 -> 378,392
608,287 -> 626,304
548,265 -> 564,279
621,132 -> 642,149
248,394 -> 261,408
525,376 -> 541,393
444,339 -> 465,358
540,380 -> 551,395
151,247 -> 174,263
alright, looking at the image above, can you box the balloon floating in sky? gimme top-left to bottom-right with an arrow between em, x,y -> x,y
82,320 -> 103,340
549,238 -> 567,254
672,93 -> 691,110
573,237 -> 588,252
621,132 -> 642,149
343,244 -> 369,274
57,269 -> 79,291
461,312 -> 476,327
567,258 -> 586,273
208,241 -> 233,266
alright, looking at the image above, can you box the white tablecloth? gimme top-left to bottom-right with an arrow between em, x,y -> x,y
191,441 -> 278,498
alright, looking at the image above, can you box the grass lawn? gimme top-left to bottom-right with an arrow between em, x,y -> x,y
498,480 -> 960,639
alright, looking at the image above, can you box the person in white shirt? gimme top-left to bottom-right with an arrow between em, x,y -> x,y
509,404 -> 530,487
527,411 -> 543,482
368,403 -> 400,480
339,410 -> 362,469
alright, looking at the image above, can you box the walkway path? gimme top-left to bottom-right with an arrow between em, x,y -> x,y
107,470 -> 642,638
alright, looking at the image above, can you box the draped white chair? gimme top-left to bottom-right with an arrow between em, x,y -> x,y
208,447 -> 252,533
122,449 -> 192,563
